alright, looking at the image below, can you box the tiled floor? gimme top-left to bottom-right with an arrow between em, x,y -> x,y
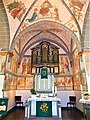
0,108 -> 84,120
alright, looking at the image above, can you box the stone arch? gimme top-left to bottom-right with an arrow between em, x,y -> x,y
10,20 -> 81,53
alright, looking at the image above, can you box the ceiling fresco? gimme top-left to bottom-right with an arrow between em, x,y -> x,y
3,0 -> 89,47
63,0 -> 89,32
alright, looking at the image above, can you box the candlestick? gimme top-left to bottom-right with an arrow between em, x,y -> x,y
80,85 -> 83,91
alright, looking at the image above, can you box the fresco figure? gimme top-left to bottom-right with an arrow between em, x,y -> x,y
22,59 -> 27,74
27,59 -> 31,74
65,77 -> 72,86
54,8 -> 59,21
7,1 -> 26,20
26,8 -> 38,22
65,17 -> 78,32
60,57 -> 65,74
39,0 -> 52,16
41,0 -> 52,8
69,0 -> 86,11
64,57 -> 70,74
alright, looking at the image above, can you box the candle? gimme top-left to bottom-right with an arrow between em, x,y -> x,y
80,85 -> 83,91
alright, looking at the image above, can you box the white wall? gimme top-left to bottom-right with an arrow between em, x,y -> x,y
3,90 -> 31,111
57,91 -> 75,107
4,90 -> 16,111
0,75 -> 5,98
16,90 -> 31,105
57,91 -> 83,112
74,91 -> 83,112
4,90 -> 30,111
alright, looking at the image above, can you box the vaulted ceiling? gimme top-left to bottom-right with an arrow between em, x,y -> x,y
0,0 -> 89,54
0,0 -> 10,50
12,20 -> 80,59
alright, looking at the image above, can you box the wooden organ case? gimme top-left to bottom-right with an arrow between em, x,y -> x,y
31,41 -> 59,74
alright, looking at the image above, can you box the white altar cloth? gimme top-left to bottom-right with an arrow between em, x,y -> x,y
28,96 -> 61,102
79,99 -> 90,104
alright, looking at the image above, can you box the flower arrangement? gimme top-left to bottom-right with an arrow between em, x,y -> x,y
30,88 -> 36,94
84,93 -> 90,96
84,93 -> 90,100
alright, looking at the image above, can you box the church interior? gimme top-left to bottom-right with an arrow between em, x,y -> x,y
0,0 -> 90,120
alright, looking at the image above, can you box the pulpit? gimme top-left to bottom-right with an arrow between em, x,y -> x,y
0,98 -> 8,116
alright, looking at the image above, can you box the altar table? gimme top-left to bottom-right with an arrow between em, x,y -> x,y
24,96 -> 62,120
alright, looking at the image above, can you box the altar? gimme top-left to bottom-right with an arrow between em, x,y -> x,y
24,68 -> 62,120
79,99 -> 90,120
24,96 -> 62,120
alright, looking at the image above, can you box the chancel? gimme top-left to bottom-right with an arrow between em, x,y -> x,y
25,67 -> 61,119
0,0 -> 90,120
